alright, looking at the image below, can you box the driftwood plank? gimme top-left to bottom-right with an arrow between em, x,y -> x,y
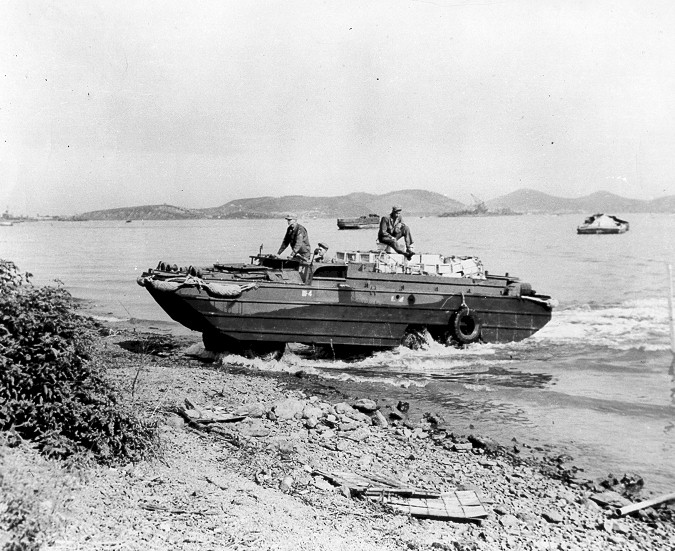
381,492 -> 488,521
313,469 -> 488,521
617,491 -> 675,516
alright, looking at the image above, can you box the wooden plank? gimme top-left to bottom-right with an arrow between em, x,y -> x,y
313,469 -> 488,520
616,492 -> 675,516
382,492 -> 488,521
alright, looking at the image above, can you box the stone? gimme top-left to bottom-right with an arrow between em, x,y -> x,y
357,454 -> 374,468
275,439 -> 296,458
612,521 -> 630,534
352,398 -> 378,412
347,410 -> 372,424
339,422 -> 358,432
499,514 -> 520,532
305,417 -> 319,429
541,510 -> 563,524
412,428 -> 428,439
371,410 -> 389,427
350,428 -> 371,441
183,408 -> 201,420
453,442 -> 473,452
273,398 -> 306,420
589,490 -> 631,508
302,405 -> 323,420
424,412 -> 445,426
234,403 -> 266,418
164,413 -> 185,429
334,402 -> 356,415
239,419 -> 270,438
516,511 -> 538,527
313,477 -> 335,491
280,476 -> 293,493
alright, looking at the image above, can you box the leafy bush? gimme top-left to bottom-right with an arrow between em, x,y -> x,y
0,260 -> 157,463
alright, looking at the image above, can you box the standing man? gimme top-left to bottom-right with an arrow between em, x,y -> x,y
277,213 -> 311,263
378,206 -> 414,260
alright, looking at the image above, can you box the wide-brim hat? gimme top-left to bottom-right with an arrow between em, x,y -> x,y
284,213 -> 298,220
318,242 -> 328,249
391,205 -> 402,212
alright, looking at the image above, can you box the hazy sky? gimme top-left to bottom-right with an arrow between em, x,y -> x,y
2,0 -> 675,215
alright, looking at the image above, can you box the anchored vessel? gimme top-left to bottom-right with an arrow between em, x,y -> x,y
577,214 -> 629,234
337,214 -> 380,230
138,250 -> 555,359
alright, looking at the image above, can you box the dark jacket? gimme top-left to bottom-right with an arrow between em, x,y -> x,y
378,214 -> 405,241
278,223 -> 311,260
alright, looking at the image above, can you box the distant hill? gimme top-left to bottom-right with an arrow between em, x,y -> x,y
72,204 -> 199,221
71,188 -> 675,220
486,188 -> 675,214
75,190 -> 465,220
197,189 -> 465,219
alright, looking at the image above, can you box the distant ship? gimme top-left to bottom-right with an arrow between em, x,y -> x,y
577,214 -> 629,234
1,207 -> 22,225
439,196 -> 520,218
337,213 -> 380,230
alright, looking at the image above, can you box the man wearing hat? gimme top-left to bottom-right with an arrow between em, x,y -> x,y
277,213 -> 311,263
378,206 -> 414,260
312,242 -> 329,262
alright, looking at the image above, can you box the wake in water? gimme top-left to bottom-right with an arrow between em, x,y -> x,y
534,297 -> 673,352
200,297 -> 673,406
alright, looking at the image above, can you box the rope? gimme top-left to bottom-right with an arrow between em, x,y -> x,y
138,273 -> 258,297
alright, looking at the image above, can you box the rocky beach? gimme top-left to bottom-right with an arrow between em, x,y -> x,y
4,321 -> 671,551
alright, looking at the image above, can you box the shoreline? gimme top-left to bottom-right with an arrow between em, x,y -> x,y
31,320 -> 674,550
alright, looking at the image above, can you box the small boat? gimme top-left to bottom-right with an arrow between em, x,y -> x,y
577,214 -> 629,234
138,249 -> 556,359
337,214 -> 380,230
0,221 -> 13,227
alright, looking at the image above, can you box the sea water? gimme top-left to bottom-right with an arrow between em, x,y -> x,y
1,214 -> 674,492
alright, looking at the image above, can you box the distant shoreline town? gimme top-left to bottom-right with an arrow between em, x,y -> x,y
5,188 -> 675,221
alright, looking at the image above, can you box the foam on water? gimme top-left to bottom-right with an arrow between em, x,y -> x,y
531,297 -> 672,351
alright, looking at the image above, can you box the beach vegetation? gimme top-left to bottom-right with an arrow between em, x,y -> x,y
0,259 -> 157,464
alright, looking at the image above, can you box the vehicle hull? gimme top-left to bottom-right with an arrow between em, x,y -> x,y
142,261 -> 553,349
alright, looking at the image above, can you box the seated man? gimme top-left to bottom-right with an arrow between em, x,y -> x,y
378,206 -> 414,260
312,242 -> 329,262
277,213 -> 311,263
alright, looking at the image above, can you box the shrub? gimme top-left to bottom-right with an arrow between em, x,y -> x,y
0,260 -> 157,464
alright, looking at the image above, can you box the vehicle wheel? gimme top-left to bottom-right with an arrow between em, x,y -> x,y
401,328 -> 427,350
202,331 -> 228,352
240,341 -> 286,361
451,308 -> 482,345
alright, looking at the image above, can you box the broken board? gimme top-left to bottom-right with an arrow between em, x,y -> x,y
313,469 -> 488,521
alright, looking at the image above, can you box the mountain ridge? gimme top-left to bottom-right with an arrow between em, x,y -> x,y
71,189 -> 675,220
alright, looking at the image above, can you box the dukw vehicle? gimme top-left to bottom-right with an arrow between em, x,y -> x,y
138,249 -> 555,360
576,213 -> 629,234
337,214 -> 381,230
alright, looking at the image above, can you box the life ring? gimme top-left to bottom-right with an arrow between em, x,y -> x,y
451,307 -> 482,344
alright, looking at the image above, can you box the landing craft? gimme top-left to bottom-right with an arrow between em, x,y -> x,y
138,249 -> 556,360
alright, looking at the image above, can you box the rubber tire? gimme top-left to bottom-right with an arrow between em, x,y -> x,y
451,308 -> 482,345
